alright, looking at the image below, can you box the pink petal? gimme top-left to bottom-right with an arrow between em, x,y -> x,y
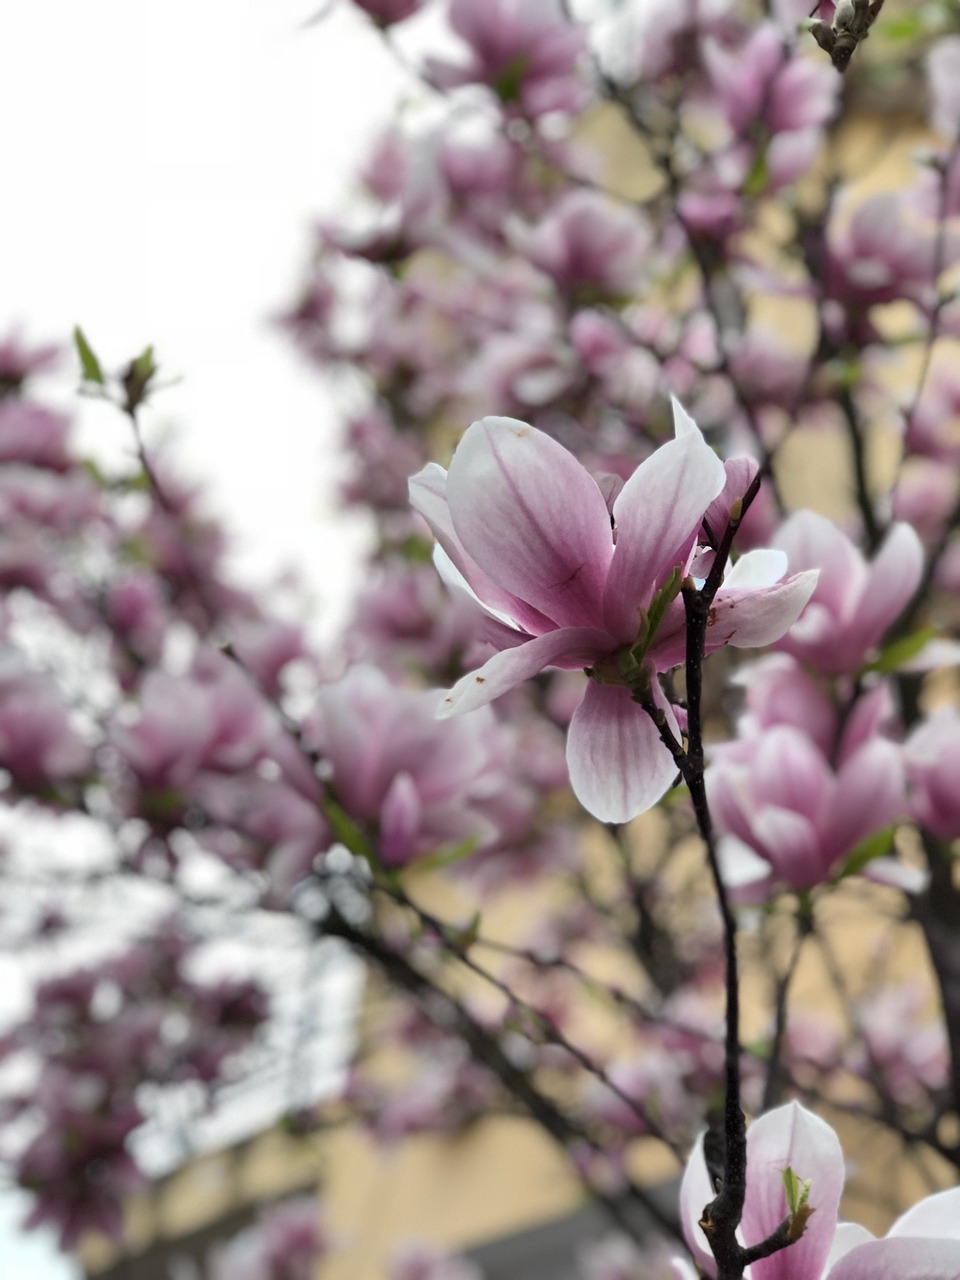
827,1238 -> 960,1279
446,416 -> 614,629
888,1186 -> 960,1239
774,511 -> 864,623
825,739 -> 905,864
566,680 -> 681,822
410,462 -> 555,635
678,1133 -> 719,1278
704,570 -> 819,652
437,627 -> 615,718
864,858 -> 929,893
379,772 -> 422,866
743,1102 -> 845,1280
855,522 -> 925,654
824,1224 -> 875,1271
603,425 -> 726,639
752,806 -> 823,888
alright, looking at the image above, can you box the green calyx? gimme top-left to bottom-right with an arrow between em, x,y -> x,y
586,567 -> 684,689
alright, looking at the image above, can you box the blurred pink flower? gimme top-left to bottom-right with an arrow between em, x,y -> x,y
310,664 -> 523,865
707,663 -> 907,893
426,0 -> 587,117
773,510 -> 924,675
904,704 -> 960,838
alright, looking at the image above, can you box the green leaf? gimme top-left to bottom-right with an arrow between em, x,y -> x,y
73,326 -> 105,385
782,1165 -> 811,1215
494,53 -> 530,103
863,627 -> 939,675
412,835 -> 479,874
629,566 -> 684,668
743,148 -> 769,199
322,798 -> 375,865
442,910 -> 482,954
833,825 -> 895,880
122,344 -> 159,413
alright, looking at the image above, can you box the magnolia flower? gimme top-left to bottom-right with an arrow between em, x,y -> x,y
773,510 -> 924,676
408,407 -> 816,823
707,663 -> 908,894
904,704 -> 960,838
677,1101 -> 960,1278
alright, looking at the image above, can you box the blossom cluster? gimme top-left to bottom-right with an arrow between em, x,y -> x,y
5,0 -> 960,1271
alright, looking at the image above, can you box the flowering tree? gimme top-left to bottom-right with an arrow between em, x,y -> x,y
4,0 -> 960,1277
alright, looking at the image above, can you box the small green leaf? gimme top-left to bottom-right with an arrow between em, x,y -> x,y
494,53 -> 530,103
863,627 -> 939,675
122,344 -> 159,413
442,910 -> 482,954
74,326 -> 105,385
323,798 -> 375,865
412,835 -> 479,873
782,1165 -> 811,1215
629,566 -> 684,668
743,148 -> 769,199
833,825 -> 895,880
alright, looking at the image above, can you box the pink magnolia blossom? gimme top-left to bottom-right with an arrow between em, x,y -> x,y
390,1241 -> 484,1280
209,1195 -> 330,1280
408,407 -> 816,822
0,656 -> 90,789
677,1102 -> 960,1278
509,190 -> 652,297
309,664 -> 526,866
707,662 -> 907,893
351,0 -> 425,27
823,194 -> 945,339
426,0 -> 587,117
904,704 -> 960,838
773,510 -> 924,675
702,24 -> 837,136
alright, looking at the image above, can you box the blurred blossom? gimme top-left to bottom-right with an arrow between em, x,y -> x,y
773,511 -> 924,675
426,0 -> 587,118
308,664 -> 532,867
707,658 -> 907,894
390,1241 -> 485,1280
904,704 -> 960,838
209,1195 -> 330,1280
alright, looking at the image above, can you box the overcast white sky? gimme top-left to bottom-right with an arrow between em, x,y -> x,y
2,0 -> 413,633
0,1 -> 416,1269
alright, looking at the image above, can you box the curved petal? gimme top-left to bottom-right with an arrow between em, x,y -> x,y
566,680 -> 680,822
888,1186 -> 960,1239
678,1133 -> 719,1278
774,510 -> 864,624
603,427 -> 726,640
827,1237 -> 960,1279
437,627 -> 615,718
717,835 -> 777,904
672,395 -> 702,438
855,521 -> 925,653
825,738 -> 905,865
410,462 -> 555,635
752,805 -> 823,889
446,416 -> 614,629
743,1102 -> 845,1280
670,1259 -> 701,1280
705,570 -> 819,652
724,548 -> 788,587
824,1223 -> 875,1271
